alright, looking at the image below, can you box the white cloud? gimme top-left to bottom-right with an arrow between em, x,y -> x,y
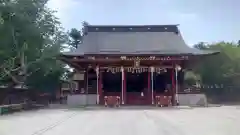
48,0 -> 80,17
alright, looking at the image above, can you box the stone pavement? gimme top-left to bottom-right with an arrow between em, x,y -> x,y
0,106 -> 240,135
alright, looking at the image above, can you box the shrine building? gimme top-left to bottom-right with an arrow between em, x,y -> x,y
60,25 -> 218,107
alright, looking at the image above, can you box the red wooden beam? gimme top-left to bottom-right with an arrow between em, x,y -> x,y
69,56 -> 189,62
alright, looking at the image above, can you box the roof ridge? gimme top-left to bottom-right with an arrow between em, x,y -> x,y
85,25 -> 180,33
87,24 -> 179,27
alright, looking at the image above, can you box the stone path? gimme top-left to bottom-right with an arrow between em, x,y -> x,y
1,106 -> 240,135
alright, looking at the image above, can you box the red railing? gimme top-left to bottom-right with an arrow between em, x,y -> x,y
102,92 -> 174,106
104,96 -> 120,107
155,95 -> 172,107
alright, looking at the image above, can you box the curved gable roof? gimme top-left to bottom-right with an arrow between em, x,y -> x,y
62,25 -> 219,56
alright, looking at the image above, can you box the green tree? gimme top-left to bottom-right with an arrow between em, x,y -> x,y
194,42 -> 240,86
0,0 -> 67,91
68,21 -> 89,49
193,42 -> 208,50
68,28 -> 82,49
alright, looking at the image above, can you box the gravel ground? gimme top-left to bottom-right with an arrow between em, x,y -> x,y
1,106 -> 240,135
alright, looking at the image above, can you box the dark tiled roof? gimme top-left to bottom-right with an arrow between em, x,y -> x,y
62,25 -> 218,56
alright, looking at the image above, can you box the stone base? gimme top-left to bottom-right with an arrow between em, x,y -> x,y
178,94 -> 207,106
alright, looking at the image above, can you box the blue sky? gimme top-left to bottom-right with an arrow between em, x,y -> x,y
48,0 -> 239,45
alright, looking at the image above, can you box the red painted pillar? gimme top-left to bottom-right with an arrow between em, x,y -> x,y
171,65 -> 176,105
85,69 -> 89,94
98,69 -> 102,104
148,69 -> 151,104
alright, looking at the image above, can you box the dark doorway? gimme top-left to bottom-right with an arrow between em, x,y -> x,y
126,72 -> 148,92
87,68 -> 97,94
153,69 -> 172,94
126,72 -> 149,105
102,71 -> 121,93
